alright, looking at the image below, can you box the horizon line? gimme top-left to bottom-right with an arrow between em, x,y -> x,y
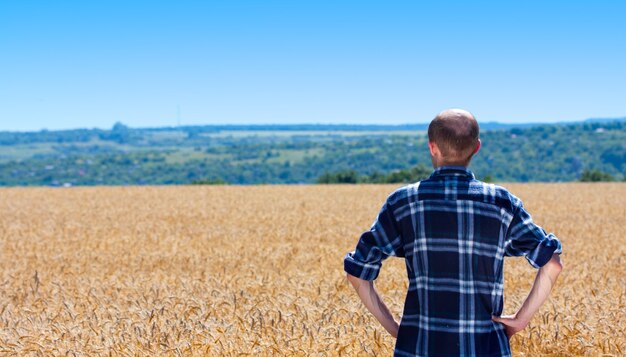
1,115 -> 625,134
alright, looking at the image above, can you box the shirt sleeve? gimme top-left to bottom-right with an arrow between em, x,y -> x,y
344,197 -> 405,281
504,198 -> 562,268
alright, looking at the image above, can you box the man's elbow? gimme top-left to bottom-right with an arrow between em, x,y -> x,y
346,272 -> 365,288
346,272 -> 358,283
546,254 -> 563,274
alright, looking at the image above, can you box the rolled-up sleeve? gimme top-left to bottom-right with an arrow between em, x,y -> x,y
504,199 -> 562,268
344,198 -> 405,280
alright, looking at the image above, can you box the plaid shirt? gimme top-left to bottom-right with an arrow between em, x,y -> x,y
344,166 -> 562,357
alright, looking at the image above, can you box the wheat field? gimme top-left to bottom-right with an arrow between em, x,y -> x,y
0,183 -> 624,356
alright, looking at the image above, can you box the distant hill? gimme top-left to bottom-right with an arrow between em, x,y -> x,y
3,117 -> 625,140
0,118 -> 624,185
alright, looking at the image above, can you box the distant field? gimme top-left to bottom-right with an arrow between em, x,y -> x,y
0,183 -> 624,355
0,143 -> 55,163
1,121 -> 624,185
0,129 -> 422,164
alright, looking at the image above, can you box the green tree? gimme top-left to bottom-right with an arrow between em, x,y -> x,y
190,178 -> 228,185
579,169 -> 615,182
378,164 -> 431,183
317,170 -> 359,184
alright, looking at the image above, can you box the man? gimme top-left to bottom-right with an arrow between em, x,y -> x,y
344,109 -> 563,356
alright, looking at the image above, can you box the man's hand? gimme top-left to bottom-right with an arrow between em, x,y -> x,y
346,273 -> 400,338
492,314 -> 528,339
492,254 -> 563,340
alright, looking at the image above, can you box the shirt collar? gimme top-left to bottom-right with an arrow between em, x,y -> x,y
429,165 -> 475,179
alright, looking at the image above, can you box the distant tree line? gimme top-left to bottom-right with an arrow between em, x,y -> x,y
0,120 -> 624,186
317,164 -> 432,184
579,169 -> 622,182
190,178 -> 228,185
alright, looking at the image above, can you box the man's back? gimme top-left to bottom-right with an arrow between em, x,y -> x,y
344,166 -> 562,356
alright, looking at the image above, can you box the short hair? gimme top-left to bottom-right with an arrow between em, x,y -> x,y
427,109 -> 480,163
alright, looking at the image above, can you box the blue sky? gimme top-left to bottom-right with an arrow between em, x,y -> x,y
1,0 -> 624,131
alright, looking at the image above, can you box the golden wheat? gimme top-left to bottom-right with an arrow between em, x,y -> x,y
0,183 -> 624,356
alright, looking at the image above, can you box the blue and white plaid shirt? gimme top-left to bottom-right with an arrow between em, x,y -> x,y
344,166 -> 562,357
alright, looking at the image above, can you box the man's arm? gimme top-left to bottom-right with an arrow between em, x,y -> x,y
346,273 -> 399,338
493,253 -> 563,339
343,191 -> 405,337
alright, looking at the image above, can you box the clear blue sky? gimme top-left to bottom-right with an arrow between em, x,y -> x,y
1,0 -> 624,131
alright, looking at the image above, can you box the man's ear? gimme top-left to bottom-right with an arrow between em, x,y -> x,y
428,141 -> 439,157
473,139 -> 481,154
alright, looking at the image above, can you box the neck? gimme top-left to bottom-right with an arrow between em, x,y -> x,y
433,159 -> 470,169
